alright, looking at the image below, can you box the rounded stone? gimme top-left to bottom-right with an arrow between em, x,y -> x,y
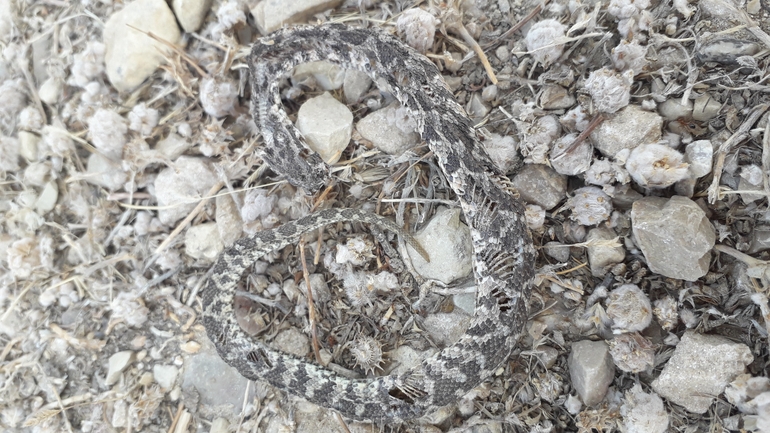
631,196 -> 715,281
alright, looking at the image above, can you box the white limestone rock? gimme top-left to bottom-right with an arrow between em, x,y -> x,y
658,98 -> 693,120
652,331 -> 753,413
252,0 -> 342,35
692,94 -> 721,121
103,0 -> 182,92
357,103 -> 420,156
172,0 -> 212,32
343,69 -> 372,103
405,207 -> 473,285
293,61 -> 345,91
185,223 -> 224,262
590,105 -> 662,158
106,351 -> 135,386
586,226 -> 625,277
296,92 -> 353,164
86,153 -> 128,191
511,164 -> 567,210
684,139 -> 713,178
631,196 -> 715,281
568,340 -> 615,406
153,364 -> 179,389
155,156 -> 218,225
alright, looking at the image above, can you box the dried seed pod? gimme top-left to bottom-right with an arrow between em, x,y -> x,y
349,336 -> 384,375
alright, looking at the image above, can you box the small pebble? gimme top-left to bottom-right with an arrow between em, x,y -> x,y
697,39 -> 760,64
106,351 -> 135,386
103,0 -> 182,92
292,61 -> 345,91
155,156 -> 218,225
495,45 -> 510,62
343,69 -> 371,103
153,364 -> 179,389
296,92 -> 352,164
692,94 -> 721,121
182,348 -> 252,410
631,196 -> 715,281
684,140 -> 713,178
406,207 -> 473,284
568,340 -> 615,406
658,98 -> 693,120
586,226 -> 625,277
511,164 -> 567,210
544,241 -> 570,262
184,223 -> 224,262
172,0 -> 212,32
86,153 -> 128,191
590,105 -> 662,158
252,0 -> 343,34
539,84 -> 575,109
357,103 -> 420,156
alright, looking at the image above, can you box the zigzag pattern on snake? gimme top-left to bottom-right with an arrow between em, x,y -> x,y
201,23 -> 536,422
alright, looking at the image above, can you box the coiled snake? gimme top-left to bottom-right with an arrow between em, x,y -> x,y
201,23 -> 536,422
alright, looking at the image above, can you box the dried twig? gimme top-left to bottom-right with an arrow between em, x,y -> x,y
482,2 -> 544,50
763,119 -> 770,198
551,114 -> 606,162
166,402 -> 185,433
439,1 -> 498,84
707,104 -> 768,203
334,412 -> 352,433
299,240 -> 323,364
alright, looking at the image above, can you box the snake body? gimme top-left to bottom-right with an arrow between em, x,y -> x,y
201,24 -> 536,422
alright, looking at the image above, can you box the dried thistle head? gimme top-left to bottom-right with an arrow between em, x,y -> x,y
653,296 -> 678,331
349,336 -> 384,375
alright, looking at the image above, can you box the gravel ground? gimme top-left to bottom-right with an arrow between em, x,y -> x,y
2,0 -> 770,432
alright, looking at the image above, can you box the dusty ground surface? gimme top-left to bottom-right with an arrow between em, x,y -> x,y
3,0 -> 770,432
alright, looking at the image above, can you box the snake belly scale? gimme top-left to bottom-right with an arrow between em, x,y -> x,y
201,23 -> 536,422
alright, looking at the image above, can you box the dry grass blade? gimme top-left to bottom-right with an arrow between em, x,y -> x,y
22,409 -> 62,427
